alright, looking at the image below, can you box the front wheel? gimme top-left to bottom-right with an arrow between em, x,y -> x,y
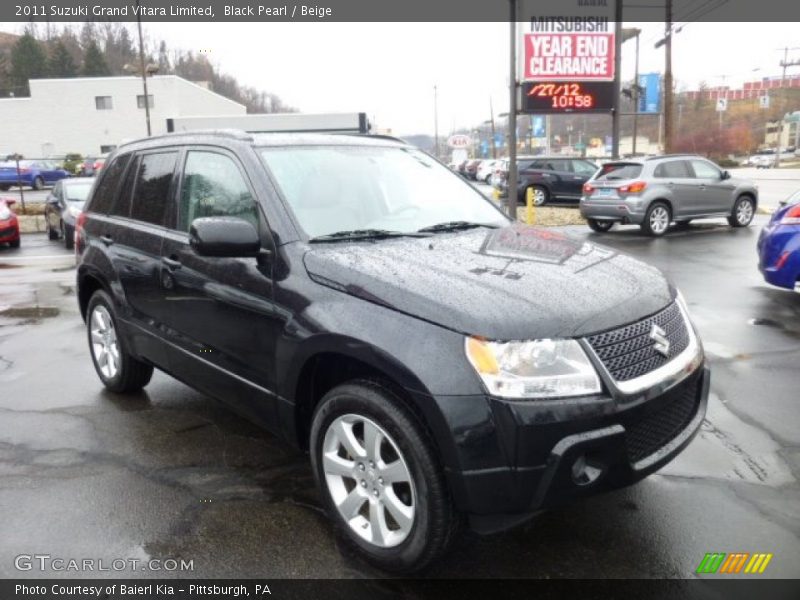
729,196 -> 755,228
32,176 -> 44,191
63,223 -> 74,250
641,202 -> 671,237
86,290 -> 153,393
587,219 -> 614,233
310,381 -> 458,573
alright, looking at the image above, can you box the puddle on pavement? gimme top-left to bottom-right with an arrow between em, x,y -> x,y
0,306 -> 60,320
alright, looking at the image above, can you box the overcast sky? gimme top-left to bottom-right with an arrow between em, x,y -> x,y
6,21 -> 800,136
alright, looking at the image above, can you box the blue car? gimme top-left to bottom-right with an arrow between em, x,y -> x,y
0,160 -> 71,191
758,189 -> 800,292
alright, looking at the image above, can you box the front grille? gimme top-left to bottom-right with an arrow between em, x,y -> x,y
626,375 -> 700,463
586,302 -> 690,381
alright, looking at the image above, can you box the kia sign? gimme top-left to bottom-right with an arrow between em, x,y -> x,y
520,17 -> 615,81
447,134 -> 471,149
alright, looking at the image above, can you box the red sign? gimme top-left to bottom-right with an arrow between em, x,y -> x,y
523,33 -> 614,81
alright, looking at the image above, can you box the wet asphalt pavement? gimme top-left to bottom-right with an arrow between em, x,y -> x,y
0,220 -> 799,581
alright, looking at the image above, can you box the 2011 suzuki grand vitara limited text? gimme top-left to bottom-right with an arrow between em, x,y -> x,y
76,131 -> 709,572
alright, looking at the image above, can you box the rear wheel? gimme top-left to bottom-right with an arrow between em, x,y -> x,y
86,290 -> 153,393
32,176 -> 44,191
0,185 -> 9,191
310,380 -> 458,573
641,202 -> 671,237
47,222 -> 59,240
729,196 -> 755,228
587,219 -> 614,233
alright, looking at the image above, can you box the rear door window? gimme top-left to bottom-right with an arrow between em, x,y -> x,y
654,160 -> 692,178
129,152 -> 178,227
86,153 -> 131,214
595,163 -> 643,181
571,160 -> 598,176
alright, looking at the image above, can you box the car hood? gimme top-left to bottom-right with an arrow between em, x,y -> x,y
303,224 -> 673,340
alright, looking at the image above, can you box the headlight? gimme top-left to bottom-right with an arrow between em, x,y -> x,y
68,206 -> 82,218
0,206 -> 10,220
465,337 -> 601,399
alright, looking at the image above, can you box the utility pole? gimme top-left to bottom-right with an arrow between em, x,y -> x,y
663,0 -> 673,153
134,0 -> 152,136
489,97 -> 497,159
434,85 -> 439,159
507,0 -> 518,218
774,47 -> 800,167
611,1 -> 623,158
632,30 -> 640,156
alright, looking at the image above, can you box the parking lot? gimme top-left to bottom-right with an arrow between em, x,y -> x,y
1,218 -> 798,580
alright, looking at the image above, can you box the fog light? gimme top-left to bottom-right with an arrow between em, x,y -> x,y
571,454 -> 604,486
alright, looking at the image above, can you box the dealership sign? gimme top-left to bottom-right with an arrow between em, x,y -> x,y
520,18 -> 615,81
447,134 -> 471,148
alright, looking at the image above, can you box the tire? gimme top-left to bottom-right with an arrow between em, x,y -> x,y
587,219 -> 614,233
0,185 -> 9,191
729,195 -> 755,228
9,238 -> 20,248
32,176 -> 44,191
310,380 -> 458,573
526,185 -> 549,206
47,222 -> 59,240
86,290 -> 153,393
641,202 -> 671,237
63,223 -> 74,250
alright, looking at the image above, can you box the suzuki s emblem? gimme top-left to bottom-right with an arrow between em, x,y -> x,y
650,324 -> 670,357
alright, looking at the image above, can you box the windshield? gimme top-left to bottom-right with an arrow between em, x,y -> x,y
65,182 -> 93,205
259,145 -> 509,238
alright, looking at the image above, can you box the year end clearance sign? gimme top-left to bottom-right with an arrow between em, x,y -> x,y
521,17 -> 615,81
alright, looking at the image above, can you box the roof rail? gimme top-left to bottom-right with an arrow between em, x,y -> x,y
644,153 -> 697,161
334,132 -> 407,144
118,128 -> 254,148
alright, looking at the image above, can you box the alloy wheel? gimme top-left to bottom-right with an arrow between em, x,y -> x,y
90,305 -> 120,379
737,199 -> 754,225
533,188 -> 546,206
322,414 -> 416,548
649,206 -> 669,234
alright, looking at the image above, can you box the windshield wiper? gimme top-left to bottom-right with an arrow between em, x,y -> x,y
417,221 -> 500,233
309,229 -> 428,243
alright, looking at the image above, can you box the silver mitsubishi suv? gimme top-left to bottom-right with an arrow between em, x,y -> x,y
579,154 -> 758,236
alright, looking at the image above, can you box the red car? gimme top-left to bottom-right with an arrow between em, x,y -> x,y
0,197 -> 20,248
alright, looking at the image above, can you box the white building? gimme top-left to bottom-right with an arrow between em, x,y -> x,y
0,75 -> 246,158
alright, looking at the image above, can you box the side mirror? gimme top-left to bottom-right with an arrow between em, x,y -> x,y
189,217 -> 261,258
5,199 -> 15,207
721,170 -> 731,180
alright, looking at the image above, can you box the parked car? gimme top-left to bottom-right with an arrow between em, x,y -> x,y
45,177 -> 95,249
456,159 -> 469,177
463,159 -> 482,180
76,131 -> 708,573
0,197 -> 20,248
750,154 -> 774,169
580,155 -> 758,236
476,159 -> 499,183
758,189 -> 800,292
0,160 -> 71,190
496,156 -> 599,205
76,157 -> 106,177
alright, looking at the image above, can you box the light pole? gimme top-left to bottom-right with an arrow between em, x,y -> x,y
433,84 -> 439,159
774,47 -> 800,167
507,0 -> 518,218
134,0 -> 153,136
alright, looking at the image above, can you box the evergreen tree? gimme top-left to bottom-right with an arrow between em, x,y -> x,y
10,32 -> 47,95
82,41 -> 110,76
47,40 -> 77,78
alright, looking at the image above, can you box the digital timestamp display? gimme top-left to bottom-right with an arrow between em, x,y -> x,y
520,81 -> 615,113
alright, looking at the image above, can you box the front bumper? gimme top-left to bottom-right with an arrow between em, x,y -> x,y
0,220 -> 19,242
431,309 -> 708,533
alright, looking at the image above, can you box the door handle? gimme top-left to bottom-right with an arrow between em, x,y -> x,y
100,234 -> 113,246
162,256 -> 182,271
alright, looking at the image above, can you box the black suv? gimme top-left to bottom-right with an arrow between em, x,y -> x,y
497,156 -> 599,205
76,131 -> 709,572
